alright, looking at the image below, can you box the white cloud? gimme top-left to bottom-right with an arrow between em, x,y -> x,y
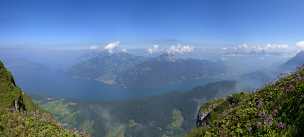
87,41 -> 127,53
226,43 -> 290,54
147,45 -> 160,54
153,44 -> 159,49
264,43 -> 289,49
147,48 -> 153,54
296,41 -> 304,50
166,44 -> 194,55
147,44 -> 195,55
104,41 -> 120,53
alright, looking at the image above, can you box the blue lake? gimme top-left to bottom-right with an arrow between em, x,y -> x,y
10,68 -> 214,101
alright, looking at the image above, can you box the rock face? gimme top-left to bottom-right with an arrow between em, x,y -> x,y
0,60 -> 89,137
187,67 -> 304,137
196,112 -> 211,127
12,95 -> 26,112
0,61 -> 31,110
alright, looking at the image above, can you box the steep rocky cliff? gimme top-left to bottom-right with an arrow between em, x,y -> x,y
0,60 -> 89,137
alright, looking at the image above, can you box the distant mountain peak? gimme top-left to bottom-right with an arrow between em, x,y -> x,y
284,51 -> 304,69
296,50 -> 304,56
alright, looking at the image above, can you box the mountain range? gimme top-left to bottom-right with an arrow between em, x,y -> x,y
69,52 -> 145,85
69,52 -> 226,89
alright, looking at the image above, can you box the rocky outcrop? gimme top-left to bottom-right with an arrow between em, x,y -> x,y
196,112 -> 211,127
11,95 -> 26,112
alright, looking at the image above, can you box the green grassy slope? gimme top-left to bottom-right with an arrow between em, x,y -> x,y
187,66 -> 304,137
0,60 -> 88,137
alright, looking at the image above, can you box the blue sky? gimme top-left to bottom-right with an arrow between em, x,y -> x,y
0,0 -> 304,47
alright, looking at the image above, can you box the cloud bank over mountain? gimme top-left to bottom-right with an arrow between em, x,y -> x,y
147,45 -> 160,54
89,41 -> 127,53
221,43 -> 300,56
86,40 -> 304,57
146,44 -> 194,55
296,41 -> 304,50
104,41 -> 121,53
167,44 -> 194,55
